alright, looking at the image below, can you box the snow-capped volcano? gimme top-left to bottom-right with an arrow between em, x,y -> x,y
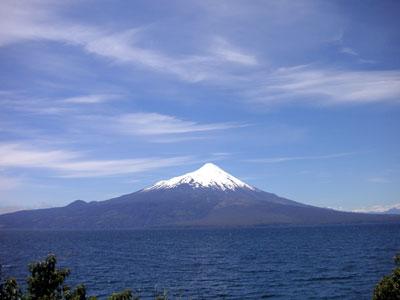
2,162 -> 400,230
145,163 -> 255,191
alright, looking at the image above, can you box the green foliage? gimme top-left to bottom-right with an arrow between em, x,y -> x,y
108,290 -> 138,300
64,284 -> 96,300
373,253 -> 400,300
395,253 -> 400,266
0,278 -> 22,300
0,254 -> 168,300
26,254 -> 70,300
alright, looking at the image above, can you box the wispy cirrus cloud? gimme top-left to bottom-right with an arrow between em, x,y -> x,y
246,66 -> 400,106
54,157 -> 193,178
75,112 -> 246,142
0,1 -> 257,83
0,92 -> 121,116
246,152 -> 354,163
0,142 -> 193,178
0,91 -> 245,142
340,47 -> 358,56
1,1 -> 399,108
366,168 -> 399,184
0,93 -> 70,115
368,177 -> 391,183
62,94 -> 120,104
79,30 -> 257,82
0,143 -> 79,167
210,37 -> 258,66
114,112 -> 245,136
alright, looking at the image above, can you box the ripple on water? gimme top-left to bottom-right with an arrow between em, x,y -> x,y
0,224 -> 399,299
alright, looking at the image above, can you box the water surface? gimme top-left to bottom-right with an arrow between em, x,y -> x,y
1,224 -> 399,299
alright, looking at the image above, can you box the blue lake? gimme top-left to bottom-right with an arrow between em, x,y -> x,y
1,224 -> 399,299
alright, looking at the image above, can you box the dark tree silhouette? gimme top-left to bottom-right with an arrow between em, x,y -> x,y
27,254 -> 70,300
373,253 -> 400,300
0,255 -> 165,300
108,290 -> 137,300
0,278 -> 22,300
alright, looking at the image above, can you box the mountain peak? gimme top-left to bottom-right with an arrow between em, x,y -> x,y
145,162 -> 255,191
196,162 -> 227,174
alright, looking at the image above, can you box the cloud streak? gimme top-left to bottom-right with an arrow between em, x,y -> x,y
247,66 -> 400,106
340,47 -> 358,56
2,1 -> 399,108
0,1 -> 258,83
0,91 -> 245,142
114,112 -> 245,136
0,92 -> 121,116
246,152 -> 355,163
0,143 -> 193,178
210,37 -> 258,66
63,94 -> 120,104
368,177 -> 391,183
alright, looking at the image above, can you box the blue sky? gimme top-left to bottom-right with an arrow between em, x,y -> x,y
0,0 -> 399,213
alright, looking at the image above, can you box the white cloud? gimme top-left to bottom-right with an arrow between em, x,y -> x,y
0,143 -> 79,167
55,157 -> 193,178
114,112 -> 245,136
63,94 -> 119,104
210,37 -> 258,66
0,92 -> 120,116
340,47 -> 358,56
246,152 -> 354,163
0,93 -> 71,115
247,66 -> 400,106
0,142 -> 192,178
2,1 -> 399,108
353,203 -> 400,213
1,91 -> 245,142
148,136 -> 210,144
368,177 -> 390,183
77,30 -> 257,82
0,1 -> 257,83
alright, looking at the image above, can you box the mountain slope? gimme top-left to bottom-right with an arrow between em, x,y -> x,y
0,163 -> 399,229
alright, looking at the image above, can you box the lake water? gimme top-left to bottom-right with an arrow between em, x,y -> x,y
1,224 -> 399,299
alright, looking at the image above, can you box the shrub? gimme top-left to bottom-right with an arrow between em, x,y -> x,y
0,278 -> 22,300
373,253 -> 400,300
0,255 -> 167,300
27,254 -> 70,300
108,290 -> 138,300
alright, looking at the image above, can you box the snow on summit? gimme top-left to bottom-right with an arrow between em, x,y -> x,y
146,163 -> 255,191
